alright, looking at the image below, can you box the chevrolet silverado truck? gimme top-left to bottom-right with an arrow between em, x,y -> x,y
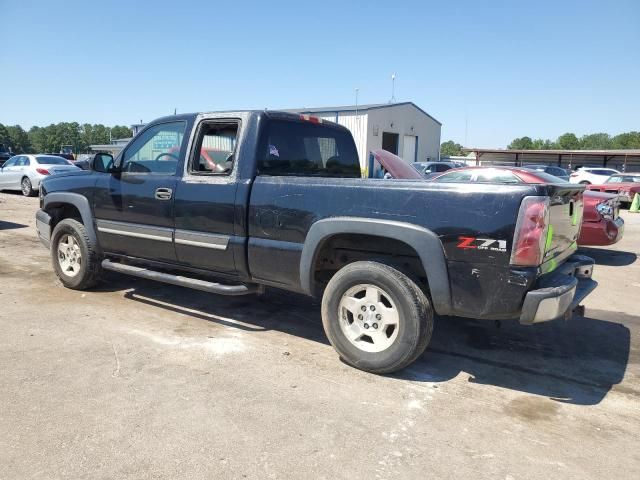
35,111 -> 597,373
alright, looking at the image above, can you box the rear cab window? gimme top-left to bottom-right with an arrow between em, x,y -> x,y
258,119 -> 360,177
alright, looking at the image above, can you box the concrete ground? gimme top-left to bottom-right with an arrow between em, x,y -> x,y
0,191 -> 638,480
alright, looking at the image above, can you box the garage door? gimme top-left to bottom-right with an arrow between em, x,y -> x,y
402,135 -> 417,162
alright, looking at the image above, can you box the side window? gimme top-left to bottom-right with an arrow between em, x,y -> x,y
121,121 -> 186,175
190,122 -> 238,174
435,164 -> 451,172
258,120 -> 360,177
3,157 -> 17,167
22,157 -> 31,166
15,156 -> 26,166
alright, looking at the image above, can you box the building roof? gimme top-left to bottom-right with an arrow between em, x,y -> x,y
464,148 -> 640,157
287,102 -> 442,125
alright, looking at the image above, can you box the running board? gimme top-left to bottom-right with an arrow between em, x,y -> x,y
101,259 -> 263,296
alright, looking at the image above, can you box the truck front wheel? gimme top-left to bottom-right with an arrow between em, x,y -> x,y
321,261 -> 433,374
51,218 -> 103,290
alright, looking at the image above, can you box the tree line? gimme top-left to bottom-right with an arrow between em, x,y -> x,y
440,131 -> 640,157
508,132 -> 640,150
0,122 -> 132,155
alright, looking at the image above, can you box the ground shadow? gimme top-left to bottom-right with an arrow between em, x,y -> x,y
398,310 -> 633,405
0,220 -> 28,230
95,273 -> 632,406
579,247 -> 637,266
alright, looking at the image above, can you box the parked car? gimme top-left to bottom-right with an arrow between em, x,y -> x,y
579,191 -> 624,246
523,164 -> 570,181
0,144 -> 13,166
569,167 -> 619,185
0,154 -> 81,196
586,173 -> 640,205
413,161 -> 465,178
36,111 -> 597,374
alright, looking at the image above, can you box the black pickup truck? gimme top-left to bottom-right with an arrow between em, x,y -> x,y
35,110 -> 597,373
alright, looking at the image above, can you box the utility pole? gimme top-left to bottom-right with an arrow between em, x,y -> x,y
389,73 -> 396,104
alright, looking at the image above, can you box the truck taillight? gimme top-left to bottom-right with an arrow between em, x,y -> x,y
36,168 -> 50,175
510,196 -> 550,267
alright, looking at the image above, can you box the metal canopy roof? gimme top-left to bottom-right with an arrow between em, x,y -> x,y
463,148 -> 640,157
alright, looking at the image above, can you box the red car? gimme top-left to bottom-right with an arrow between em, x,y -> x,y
369,151 -> 624,247
586,173 -> 640,206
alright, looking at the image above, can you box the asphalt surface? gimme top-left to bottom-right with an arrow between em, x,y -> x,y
1,191 -> 638,479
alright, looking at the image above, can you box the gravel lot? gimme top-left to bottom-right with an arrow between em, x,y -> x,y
1,191 -> 639,479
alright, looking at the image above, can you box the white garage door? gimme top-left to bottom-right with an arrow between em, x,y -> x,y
402,135 -> 417,162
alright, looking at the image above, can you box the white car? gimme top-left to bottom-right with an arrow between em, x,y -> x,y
569,167 -> 620,185
0,154 -> 80,197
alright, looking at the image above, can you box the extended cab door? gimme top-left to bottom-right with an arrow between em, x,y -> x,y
93,120 -> 189,263
172,117 -> 243,276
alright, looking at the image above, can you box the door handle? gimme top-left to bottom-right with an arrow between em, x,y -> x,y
155,187 -> 173,200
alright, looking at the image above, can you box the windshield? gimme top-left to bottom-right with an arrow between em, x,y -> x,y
36,156 -> 70,165
606,175 -> 640,183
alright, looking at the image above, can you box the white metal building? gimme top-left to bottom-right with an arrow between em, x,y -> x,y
291,102 -> 442,170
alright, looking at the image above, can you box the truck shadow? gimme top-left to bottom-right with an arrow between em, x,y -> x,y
578,247 -> 637,266
399,310 -> 633,405
0,220 -> 28,230
104,275 -> 632,406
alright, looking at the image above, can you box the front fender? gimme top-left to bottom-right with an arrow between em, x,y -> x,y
300,217 -> 452,315
43,192 -> 100,252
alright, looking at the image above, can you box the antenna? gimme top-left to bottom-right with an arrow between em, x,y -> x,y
174,108 -> 177,115
355,88 -> 359,116
389,73 -> 396,104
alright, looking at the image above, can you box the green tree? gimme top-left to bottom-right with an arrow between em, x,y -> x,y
611,131 -> 640,149
556,132 -> 580,150
6,125 -> 32,153
440,140 -> 463,157
580,133 -> 611,150
0,123 -> 11,150
110,125 -> 132,139
508,136 -> 534,149
530,138 -> 556,150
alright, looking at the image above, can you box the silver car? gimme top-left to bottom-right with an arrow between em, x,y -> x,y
0,154 -> 80,196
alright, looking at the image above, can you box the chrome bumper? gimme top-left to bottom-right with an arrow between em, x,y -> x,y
519,254 -> 597,325
35,209 -> 52,249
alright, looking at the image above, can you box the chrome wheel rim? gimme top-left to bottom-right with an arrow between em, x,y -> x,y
338,284 -> 400,353
21,178 -> 30,196
57,234 -> 82,277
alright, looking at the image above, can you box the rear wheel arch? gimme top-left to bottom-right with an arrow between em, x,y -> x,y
300,217 -> 452,315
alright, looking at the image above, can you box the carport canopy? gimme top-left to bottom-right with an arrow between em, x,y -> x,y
462,148 -> 640,172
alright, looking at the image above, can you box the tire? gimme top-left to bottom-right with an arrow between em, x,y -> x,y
321,261 -> 433,374
579,181 -> 591,185
21,177 -> 36,197
51,218 -> 103,290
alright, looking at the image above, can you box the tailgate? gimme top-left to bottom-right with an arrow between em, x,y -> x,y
541,184 -> 584,273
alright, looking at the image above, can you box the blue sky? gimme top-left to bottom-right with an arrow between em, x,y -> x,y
1,0 -> 638,147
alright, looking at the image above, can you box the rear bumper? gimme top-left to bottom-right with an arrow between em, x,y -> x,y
36,209 -> 52,249
578,217 -> 624,246
519,254 -> 597,325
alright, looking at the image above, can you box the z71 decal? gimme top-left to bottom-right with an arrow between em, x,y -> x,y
457,236 -> 507,252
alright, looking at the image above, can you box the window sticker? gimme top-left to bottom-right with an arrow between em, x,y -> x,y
269,145 -> 279,157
